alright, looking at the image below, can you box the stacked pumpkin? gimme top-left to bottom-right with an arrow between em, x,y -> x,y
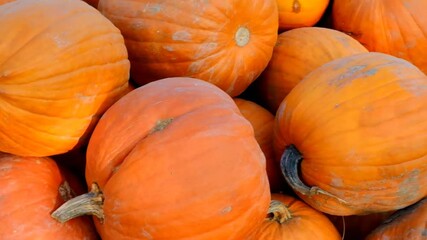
1,0 -> 426,239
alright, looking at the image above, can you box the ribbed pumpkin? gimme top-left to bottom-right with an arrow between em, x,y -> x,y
234,98 -> 286,192
332,0 -> 427,74
0,153 -> 98,240
97,0 -> 278,97
277,0 -> 329,31
0,0 -> 129,157
274,52 -> 427,215
366,198 -> 427,240
250,194 -> 341,239
52,77 -> 271,240
256,27 -> 368,112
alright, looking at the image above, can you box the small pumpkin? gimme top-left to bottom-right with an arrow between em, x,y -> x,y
98,0 -> 278,97
366,198 -> 427,240
250,193 -> 341,239
277,0 -> 329,31
0,153 -> 98,239
256,27 -> 368,112
234,98 -> 287,192
52,77 -> 271,240
332,0 -> 427,74
0,0 -> 130,157
274,52 -> 427,215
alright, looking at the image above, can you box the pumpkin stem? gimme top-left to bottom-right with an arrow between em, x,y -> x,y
267,200 -> 292,224
51,183 -> 104,223
280,145 -> 347,203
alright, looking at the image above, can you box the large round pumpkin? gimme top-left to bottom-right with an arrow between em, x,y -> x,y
250,193 -> 341,239
0,0 -> 129,157
234,98 -> 286,192
52,77 -> 271,239
277,0 -> 329,31
274,52 -> 427,215
97,0 -> 278,97
256,27 -> 368,113
332,0 -> 427,74
366,198 -> 427,240
0,153 -> 98,239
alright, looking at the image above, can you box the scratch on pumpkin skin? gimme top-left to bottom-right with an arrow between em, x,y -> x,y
172,31 -> 192,42
292,0 -> 301,13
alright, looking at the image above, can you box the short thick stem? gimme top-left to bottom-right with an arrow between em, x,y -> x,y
280,145 -> 347,203
51,183 -> 104,223
267,200 -> 292,224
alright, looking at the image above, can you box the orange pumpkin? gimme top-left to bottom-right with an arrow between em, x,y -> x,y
277,0 -> 329,31
234,98 -> 287,192
250,194 -> 341,239
274,52 -> 427,215
52,77 -> 271,239
366,198 -> 427,240
0,0 -> 130,157
98,0 -> 278,97
256,27 -> 368,113
332,0 -> 427,74
0,153 -> 98,239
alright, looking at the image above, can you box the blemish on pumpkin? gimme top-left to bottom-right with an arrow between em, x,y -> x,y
112,164 -> 121,174
0,164 -> 12,174
58,181 -> 75,202
141,228 -> 153,239
220,206 -> 232,215
330,65 -> 378,88
172,31 -> 192,42
398,78 -> 427,96
397,169 -> 420,201
235,27 -> 250,47
330,178 -> 343,187
292,0 -> 301,13
143,3 -> 162,14
163,45 -> 174,52
150,118 -> 173,134
53,35 -> 70,48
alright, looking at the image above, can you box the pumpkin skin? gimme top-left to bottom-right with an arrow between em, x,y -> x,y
98,0 -> 278,97
0,0 -> 130,157
0,153 -> 98,240
56,77 -> 270,239
250,194 -> 341,239
277,0 -> 329,31
365,198 -> 427,240
274,52 -> 427,216
256,27 -> 368,113
234,98 -> 287,193
332,0 -> 427,74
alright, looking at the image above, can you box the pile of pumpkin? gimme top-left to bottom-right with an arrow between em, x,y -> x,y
0,0 -> 426,239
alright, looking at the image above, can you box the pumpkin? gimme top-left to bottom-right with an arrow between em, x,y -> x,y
366,198 -> 427,240
274,52 -> 427,215
256,27 -> 368,113
52,77 -> 271,239
234,98 -> 287,193
250,193 -> 341,239
277,0 -> 329,31
0,0 -> 130,157
332,0 -> 427,75
97,0 -> 278,97
0,153 -> 98,239
83,0 -> 99,8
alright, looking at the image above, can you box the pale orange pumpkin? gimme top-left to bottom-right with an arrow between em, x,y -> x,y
274,52 -> 427,215
333,0 -> 427,74
0,0 -> 130,156
256,27 -> 368,112
52,77 -> 271,240
98,0 -> 278,97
